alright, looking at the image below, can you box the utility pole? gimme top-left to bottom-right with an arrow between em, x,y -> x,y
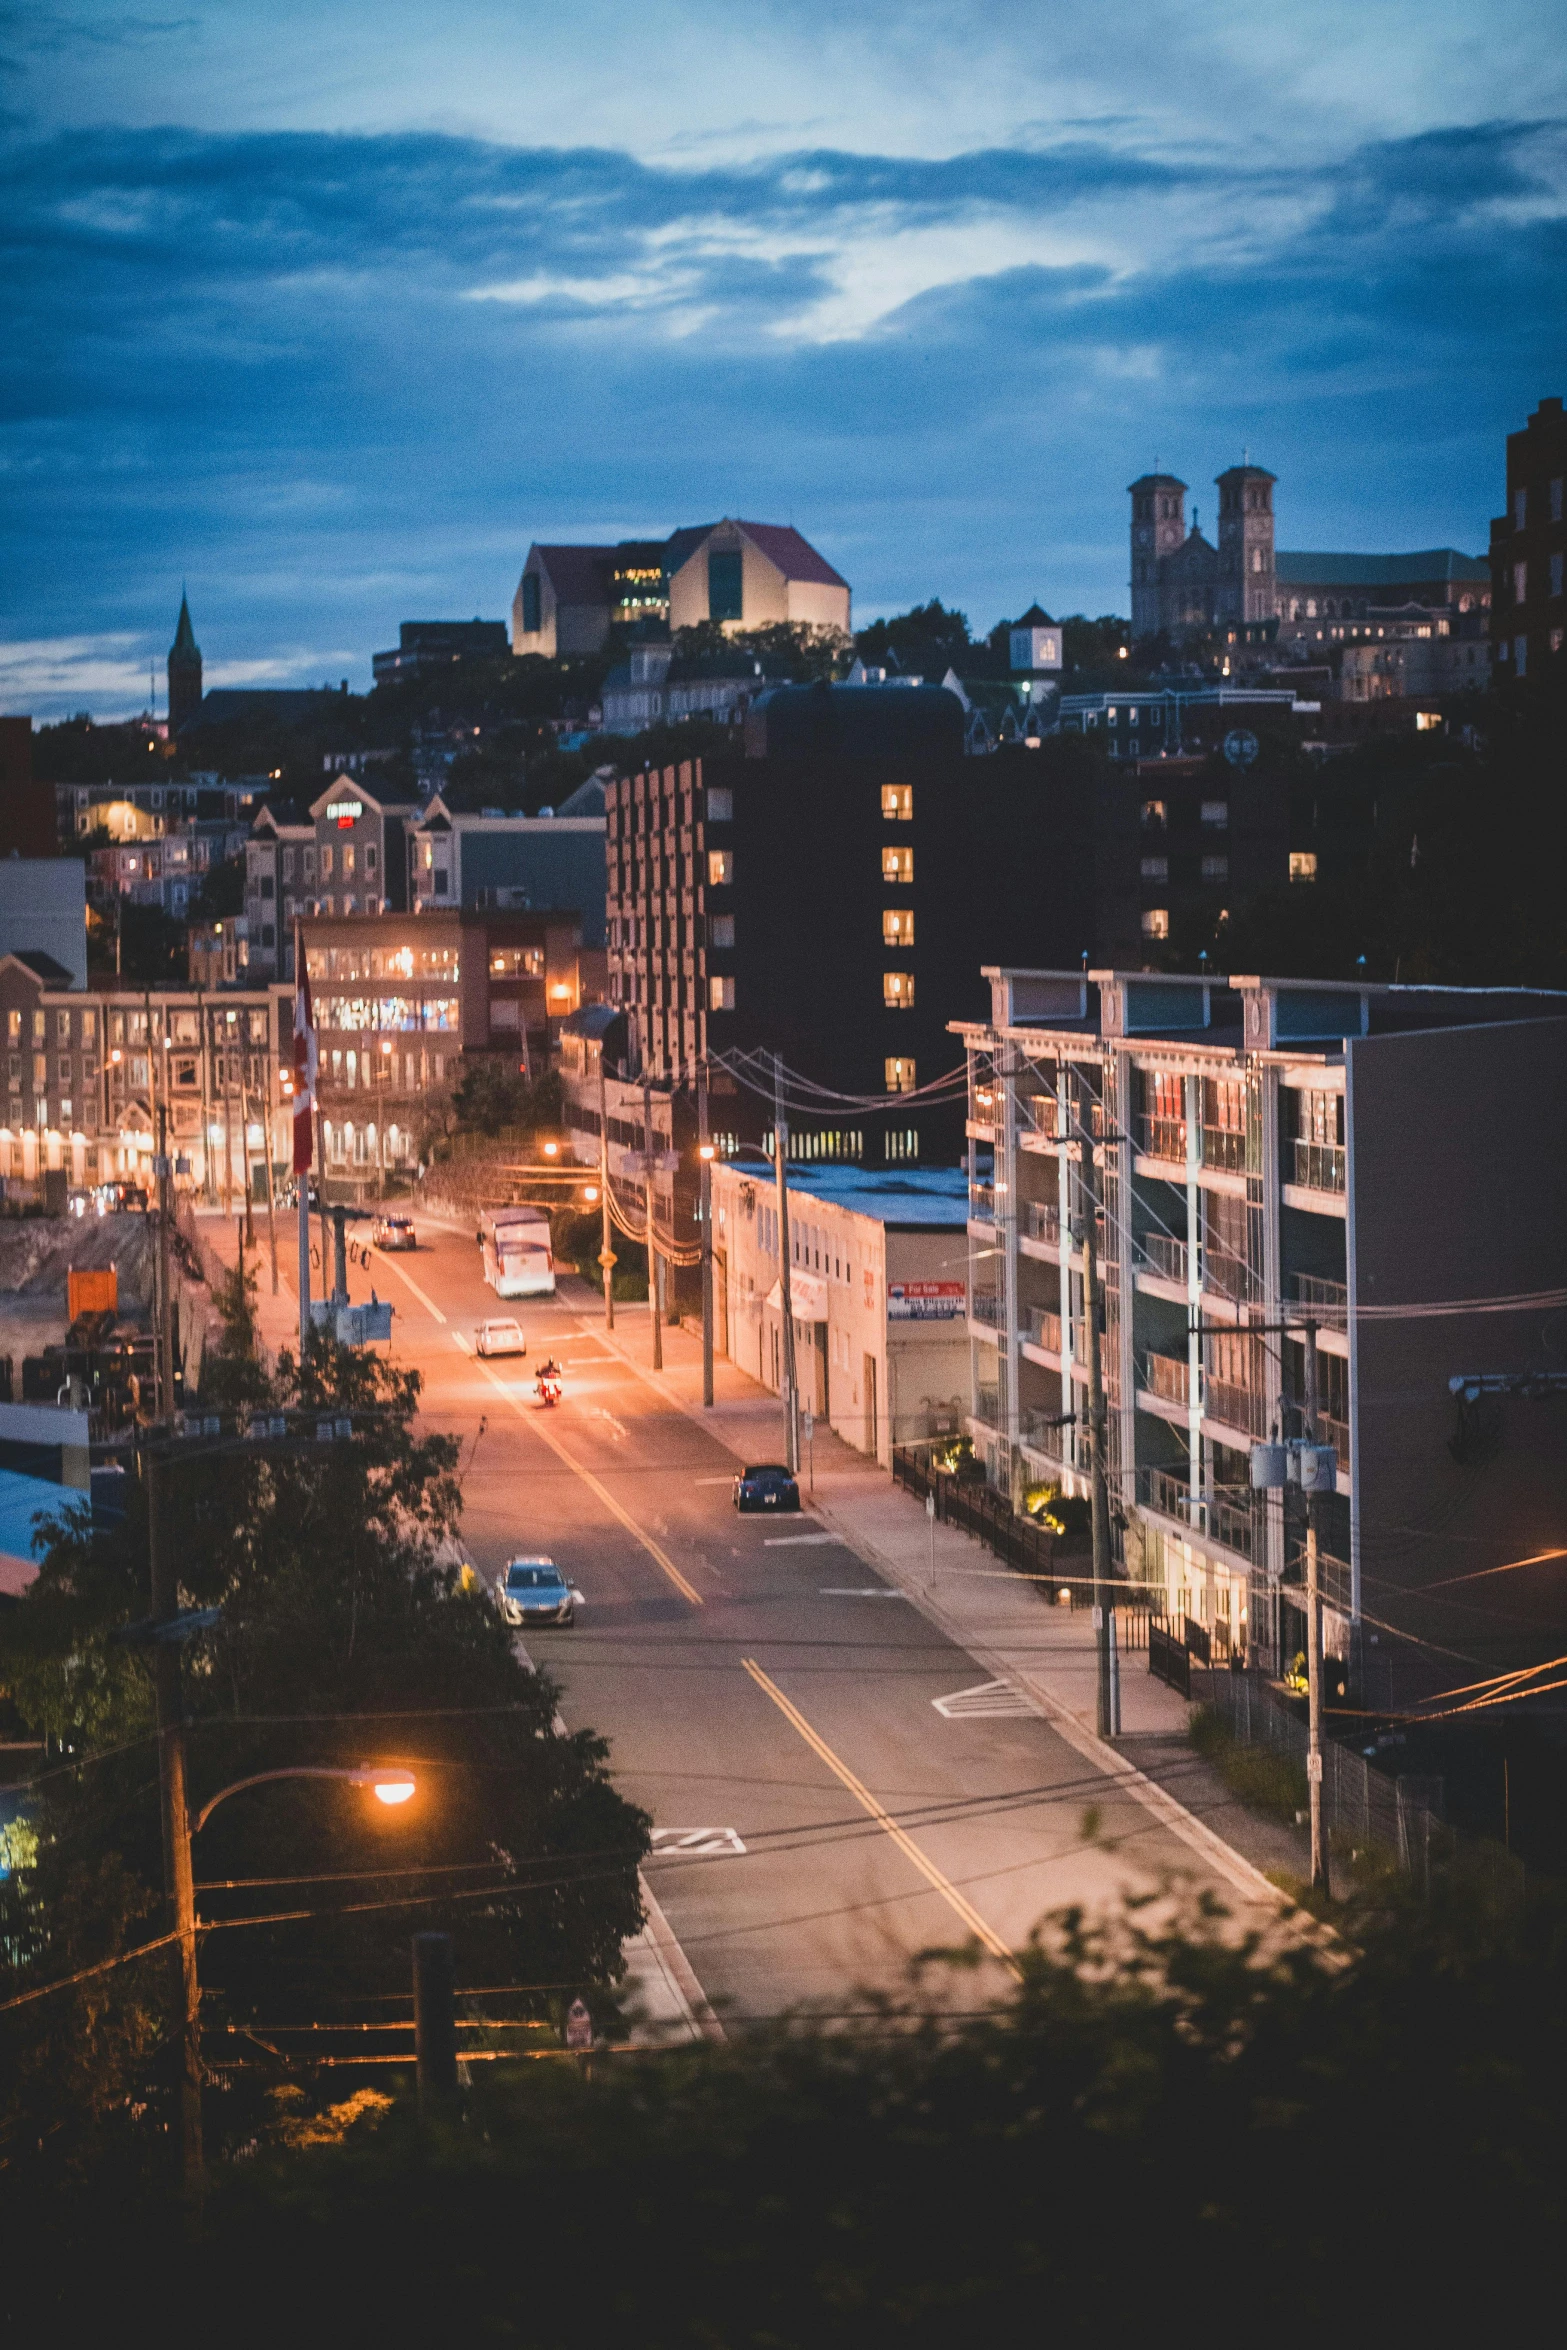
1077,1074 -> 1117,1739
643,1074 -> 661,1371
254,1068 -> 279,1296
597,1054 -> 615,1332
155,1100 -> 175,1421
238,1076 -> 255,1252
147,1450 -> 202,2194
774,1054 -> 799,1474
1302,1319 -> 1329,1896
698,1055 -> 714,1407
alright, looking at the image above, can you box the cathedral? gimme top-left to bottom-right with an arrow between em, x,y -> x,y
1129,466 -> 1278,642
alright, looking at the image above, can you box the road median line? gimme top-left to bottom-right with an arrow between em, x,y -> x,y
740,1657 -> 1017,1973
470,1356 -> 704,1608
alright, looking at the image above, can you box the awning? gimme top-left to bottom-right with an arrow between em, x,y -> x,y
765,1270 -> 829,1324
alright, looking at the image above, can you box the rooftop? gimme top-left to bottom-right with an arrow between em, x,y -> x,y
1275,548 -> 1488,587
767,1164 -> 970,1228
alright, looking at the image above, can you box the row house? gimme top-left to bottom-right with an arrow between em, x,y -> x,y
957,969 -> 1567,1704
60,774 -> 268,844
0,950 -> 289,1198
244,779 -> 420,980
88,820 -> 249,917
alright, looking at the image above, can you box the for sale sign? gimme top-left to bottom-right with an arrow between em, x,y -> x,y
888,1281 -> 967,1322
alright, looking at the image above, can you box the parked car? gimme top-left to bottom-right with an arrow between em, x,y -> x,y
475,1318 -> 527,1359
494,1556 -> 576,1628
733,1464 -> 801,1513
279,1178 -> 321,1212
371,1214 -> 417,1251
66,1187 -> 93,1218
94,1181 -> 148,1215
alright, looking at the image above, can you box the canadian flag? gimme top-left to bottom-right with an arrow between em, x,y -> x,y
292,941 -> 317,1175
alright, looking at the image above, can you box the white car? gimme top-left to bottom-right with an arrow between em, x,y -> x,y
494,1557 -> 576,1628
475,1319 -> 527,1359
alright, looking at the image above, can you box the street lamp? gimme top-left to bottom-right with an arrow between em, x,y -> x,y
169,1760 -> 418,2192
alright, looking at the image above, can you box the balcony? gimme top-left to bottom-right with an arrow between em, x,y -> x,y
969,1183 -> 1000,1225
1140,1232 -> 1187,1285
974,1386 -> 1000,1429
1203,1377 -> 1267,1438
1140,1467 -> 1263,1563
1139,1115 -> 1187,1165
1021,1407 -> 1072,1462
1201,1123 -> 1248,1174
969,1083 -> 999,1131
1291,1272 -> 1348,1325
1205,1253 -> 1261,1307
1024,1096 -> 1059,1141
1026,1200 -> 1062,1248
1142,1351 -> 1190,1408
1025,1304 -> 1063,1355
1320,1411 -> 1350,1471
970,1291 -> 1005,1329
1292,1138 -> 1346,1194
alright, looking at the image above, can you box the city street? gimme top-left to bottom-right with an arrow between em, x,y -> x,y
230,1207 -> 1283,2027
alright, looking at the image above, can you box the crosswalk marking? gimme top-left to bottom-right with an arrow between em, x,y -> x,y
649,1827 -> 746,1858
932,1679 -> 1037,1721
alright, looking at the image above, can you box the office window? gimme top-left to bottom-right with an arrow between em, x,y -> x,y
81,1009 -> 97,1046
32,1054 -> 47,1089
521,571 -> 542,634
56,1009 -> 71,1042
882,908 -> 914,945
709,975 -> 735,1011
303,847 -> 316,879
882,845 -> 913,883
1200,800 -> 1229,828
6,1011 -> 17,1043
57,1057 -> 72,1088
883,971 -> 915,1009
32,1011 -> 45,1042
365,842 -> 377,872
1201,855 -> 1229,881
342,845 -> 355,877
709,913 -> 735,948
881,784 -> 913,821
707,849 -> 734,886
1140,857 -> 1168,881
885,1057 -> 916,1094
708,549 -> 743,622
321,845 -> 334,879
1289,852 -> 1318,883
706,786 -> 733,822
1140,909 -> 1169,940
1142,800 -> 1166,829
282,847 -> 295,882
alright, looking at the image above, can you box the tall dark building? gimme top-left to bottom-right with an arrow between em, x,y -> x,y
167,592 -> 203,733
1490,394 -> 1567,686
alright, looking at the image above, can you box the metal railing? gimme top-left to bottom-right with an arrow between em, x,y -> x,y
1025,1096 -> 1059,1140
1292,1272 -> 1348,1324
970,1291 -> 1004,1328
1138,1467 -> 1263,1563
1204,1376 -> 1268,1437
1292,1138 -> 1346,1193
1020,1409 -> 1071,1462
1320,1412 -> 1351,1472
1025,1305 -> 1063,1355
1201,1123 -> 1248,1173
974,1387 -> 999,1428
1139,1115 -> 1186,1164
1026,1200 -> 1062,1247
969,1084 -> 999,1130
1205,1252 -> 1260,1305
1142,1351 -> 1190,1407
1140,1232 -> 1187,1284
969,1184 -> 1000,1225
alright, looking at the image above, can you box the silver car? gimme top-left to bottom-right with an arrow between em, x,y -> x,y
475,1318 -> 527,1358
494,1556 -> 575,1628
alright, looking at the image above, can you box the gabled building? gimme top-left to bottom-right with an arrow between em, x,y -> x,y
511,522 -> 850,656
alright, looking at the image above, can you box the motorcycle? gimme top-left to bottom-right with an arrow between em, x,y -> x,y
534,1359 -> 563,1409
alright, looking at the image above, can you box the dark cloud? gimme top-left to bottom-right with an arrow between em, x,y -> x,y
0,114 -> 1560,708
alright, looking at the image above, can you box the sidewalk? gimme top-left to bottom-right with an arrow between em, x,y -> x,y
562,1278 -> 1302,1907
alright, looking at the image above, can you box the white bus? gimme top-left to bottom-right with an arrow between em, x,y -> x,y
479,1204 -> 556,1299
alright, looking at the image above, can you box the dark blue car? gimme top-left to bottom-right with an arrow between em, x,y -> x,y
733,1464 -> 801,1513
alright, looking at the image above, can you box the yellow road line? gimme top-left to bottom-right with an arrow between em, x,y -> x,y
740,1658 -> 1017,1971
370,1247 -> 448,1325
470,1356 -> 703,1608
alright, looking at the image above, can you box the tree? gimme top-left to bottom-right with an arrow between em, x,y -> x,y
449,1060 -> 563,1140
853,599 -> 972,676
0,1280 -> 648,2185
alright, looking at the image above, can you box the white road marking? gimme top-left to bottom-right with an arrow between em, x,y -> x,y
451,1331 -> 472,1354
693,1477 -> 734,1486
819,1586 -> 912,1600
762,1533 -> 837,1547
933,1679 -> 1037,1721
371,1247 -> 447,1325
649,1827 -> 746,1858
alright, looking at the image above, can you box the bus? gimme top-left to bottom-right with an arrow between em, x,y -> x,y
479,1204 -> 556,1299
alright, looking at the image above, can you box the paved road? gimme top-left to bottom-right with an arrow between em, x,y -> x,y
347,1216 -> 1257,2025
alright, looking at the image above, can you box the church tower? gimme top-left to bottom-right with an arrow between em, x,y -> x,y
1213,465 -> 1276,628
167,592 -> 202,733
1128,474 -> 1187,639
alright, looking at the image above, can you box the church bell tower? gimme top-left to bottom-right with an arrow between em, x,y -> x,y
167,591 -> 203,733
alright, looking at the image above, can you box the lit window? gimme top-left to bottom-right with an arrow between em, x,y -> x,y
1142,799 -> 1166,828
882,845 -> 913,883
707,849 -> 734,886
1200,800 -> 1229,828
880,784 -> 913,821
1289,852 -> 1318,883
706,787 -> 733,822
1514,563 -> 1527,606
882,908 -> 914,945
321,846 -> 334,879
884,1057 -> 916,1094
1141,909 -> 1169,940
710,913 -> 735,948
883,972 -> 915,1008
708,975 -> 735,1011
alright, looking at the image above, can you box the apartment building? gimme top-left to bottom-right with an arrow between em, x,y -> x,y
1490,393 -> 1567,683
0,950 -> 289,1196
711,1161 -> 970,1465
957,968 -> 1567,1701
301,906 -> 594,1188
243,777 -> 421,982
405,789 -> 607,946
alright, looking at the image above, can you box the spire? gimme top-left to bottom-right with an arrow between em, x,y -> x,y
170,588 -> 200,663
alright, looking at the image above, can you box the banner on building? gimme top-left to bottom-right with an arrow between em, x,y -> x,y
888,1281 -> 967,1322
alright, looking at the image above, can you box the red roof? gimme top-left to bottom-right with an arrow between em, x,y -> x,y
531,545 -> 615,605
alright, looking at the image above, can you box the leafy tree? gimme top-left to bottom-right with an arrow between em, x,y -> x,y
192,851 -> 245,921
854,599 -> 973,676
449,1060 -> 563,1140
0,1283 -> 648,2186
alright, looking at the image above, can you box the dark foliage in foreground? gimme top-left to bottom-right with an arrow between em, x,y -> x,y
7,1870 -> 1565,2339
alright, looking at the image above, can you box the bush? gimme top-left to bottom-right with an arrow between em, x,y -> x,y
1190,1703 -> 1308,1819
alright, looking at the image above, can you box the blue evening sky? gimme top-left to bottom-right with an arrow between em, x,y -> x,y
2,0 -> 1563,715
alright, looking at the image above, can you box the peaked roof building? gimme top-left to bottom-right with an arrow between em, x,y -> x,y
166,592 -> 202,733
511,520 -> 850,656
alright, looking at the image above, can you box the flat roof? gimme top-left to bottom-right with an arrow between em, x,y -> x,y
722,1164 -> 970,1228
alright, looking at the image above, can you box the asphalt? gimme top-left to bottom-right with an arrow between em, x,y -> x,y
219,1209 -> 1292,2027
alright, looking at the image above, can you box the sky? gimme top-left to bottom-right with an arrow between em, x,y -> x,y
1,0 -> 1563,717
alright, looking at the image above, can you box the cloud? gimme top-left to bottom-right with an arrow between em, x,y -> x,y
0,112 -> 1560,709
